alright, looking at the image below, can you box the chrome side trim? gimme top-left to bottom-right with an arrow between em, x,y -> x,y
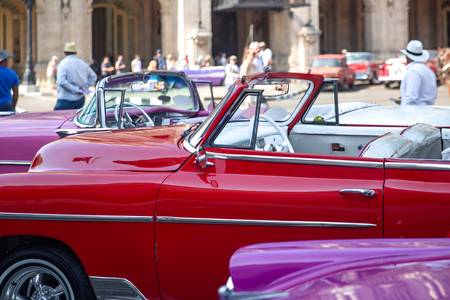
207,151 -> 383,169
0,212 -> 153,223
0,160 -> 32,166
218,285 -> 289,300
157,216 -> 376,228
386,161 -> 450,171
90,276 -> 147,300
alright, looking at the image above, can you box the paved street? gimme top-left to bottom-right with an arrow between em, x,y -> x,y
18,83 -> 449,113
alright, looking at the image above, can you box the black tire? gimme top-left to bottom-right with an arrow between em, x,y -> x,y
0,245 -> 95,300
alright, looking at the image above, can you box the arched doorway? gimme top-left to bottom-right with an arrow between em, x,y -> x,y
319,0 -> 364,53
91,0 -> 162,68
408,0 -> 444,48
0,0 -> 28,75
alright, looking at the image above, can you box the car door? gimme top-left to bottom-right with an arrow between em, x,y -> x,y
155,75 -> 384,300
384,159 -> 450,238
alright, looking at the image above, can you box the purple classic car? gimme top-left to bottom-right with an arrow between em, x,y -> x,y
183,66 -> 226,86
220,239 -> 450,300
0,71 -> 214,174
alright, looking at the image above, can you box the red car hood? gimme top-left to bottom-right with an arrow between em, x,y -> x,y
310,66 -> 342,76
0,110 -> 75,136
30,125 -> 193,173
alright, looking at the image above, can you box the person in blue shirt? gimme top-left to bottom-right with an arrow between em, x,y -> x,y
0,50 -> 19,112
55,42 -> 97,110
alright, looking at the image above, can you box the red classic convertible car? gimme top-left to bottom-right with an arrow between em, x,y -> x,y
0,71 -> 213,174
0,72 -> 449,300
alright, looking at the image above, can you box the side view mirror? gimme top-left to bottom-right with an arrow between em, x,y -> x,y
195,146 -> 214,169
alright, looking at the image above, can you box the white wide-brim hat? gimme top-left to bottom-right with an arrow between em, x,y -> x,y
400,40 -> 429,63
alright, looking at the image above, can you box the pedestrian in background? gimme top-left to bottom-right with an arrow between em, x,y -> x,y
55,42 -> 97,110
46,56 -> 58,88
115,54 -> 126,75
259,41 -> 272,69
131,54 -> 142,72
224,55 -> 240,89
155,49 -> 166,70
0,50 -> 19,112
101,56 -> 115,78
248,42 -> 264,73
147,58 -> 158,71
166,54 -> 177,71
400,40 -> 437,106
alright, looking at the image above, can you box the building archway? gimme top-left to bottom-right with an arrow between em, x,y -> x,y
0,0 -> 30,75
408,0 -> 445,48
91,0 -> 161,68
319,0 -> 364,54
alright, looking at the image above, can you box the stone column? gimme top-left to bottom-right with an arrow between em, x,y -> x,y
288,0 -> 321,72
179,0 -> 212,67
160,0 -> 177,58
364,0 -> 409,60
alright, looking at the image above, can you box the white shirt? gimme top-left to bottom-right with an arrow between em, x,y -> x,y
400,62 -> 437,106
262,48 -> 272,67
131,58 -> 142,72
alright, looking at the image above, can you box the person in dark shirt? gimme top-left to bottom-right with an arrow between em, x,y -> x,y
0,50 -> 19,112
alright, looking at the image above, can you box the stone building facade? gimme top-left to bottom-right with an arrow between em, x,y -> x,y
0,0 -> 448,83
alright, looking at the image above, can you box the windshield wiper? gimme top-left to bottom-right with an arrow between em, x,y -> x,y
181,122 -> 202,139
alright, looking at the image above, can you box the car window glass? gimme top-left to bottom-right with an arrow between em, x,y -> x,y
104,90 -> 124,128
312,58 -> 342,67
250,79 -> 310,122
76,94 -> 97,126
189,85 -> 235,147
303,82 -> 337,124
213,93 -> 258,149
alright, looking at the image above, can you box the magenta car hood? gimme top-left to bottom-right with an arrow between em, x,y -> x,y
30,125 -> 193,173
0,110 -> 75,136
229,239 -> 450,299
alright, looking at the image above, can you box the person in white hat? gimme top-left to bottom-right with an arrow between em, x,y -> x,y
400,40 -> 437,106
0,50 -> 19,112
55,42 -> 97,110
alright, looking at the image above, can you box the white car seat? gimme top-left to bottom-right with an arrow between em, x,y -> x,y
401,123 -> 442,159
360,133 -> 413,159
442,148 -> 450,160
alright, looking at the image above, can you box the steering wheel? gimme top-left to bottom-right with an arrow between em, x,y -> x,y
114,102 -> 154,128
248,114 -> 294,153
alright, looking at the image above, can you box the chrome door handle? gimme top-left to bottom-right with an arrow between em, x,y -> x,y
339,189 -> 376,198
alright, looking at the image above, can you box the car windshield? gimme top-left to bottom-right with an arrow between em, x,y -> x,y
312,58 -> 342,67
347,53 -> 373,62
188,86 -> 235,147
77,73 -> 195,127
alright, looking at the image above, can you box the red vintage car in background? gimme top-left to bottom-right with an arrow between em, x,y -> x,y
346,52 -> 381,84
378,50 -> 439,88
311,54 -> 355,89
0,72 -> 449,300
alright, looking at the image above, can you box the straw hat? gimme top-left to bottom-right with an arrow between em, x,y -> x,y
400,40 -> 429,63
64,42 -> 77,54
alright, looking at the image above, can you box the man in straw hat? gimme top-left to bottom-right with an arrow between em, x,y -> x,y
0,50 -> 19,112
55,42 -> 97,110
400,40 -> 437,106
